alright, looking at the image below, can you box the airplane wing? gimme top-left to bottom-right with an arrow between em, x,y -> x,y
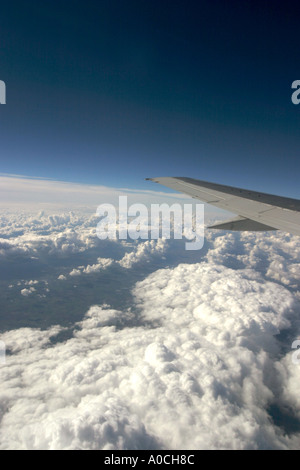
146,177 -> 300,236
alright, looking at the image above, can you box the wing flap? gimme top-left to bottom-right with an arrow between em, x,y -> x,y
208,216 -> 277,232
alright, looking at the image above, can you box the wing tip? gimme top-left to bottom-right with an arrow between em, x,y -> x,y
145,177 -> 157,182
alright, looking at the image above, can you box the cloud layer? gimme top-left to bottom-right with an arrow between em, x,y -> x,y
0,175 -> 191,210
1,261 -> 300,450
1,199 -> 300,449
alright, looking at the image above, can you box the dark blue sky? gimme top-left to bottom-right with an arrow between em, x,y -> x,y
0,1 -> 300,196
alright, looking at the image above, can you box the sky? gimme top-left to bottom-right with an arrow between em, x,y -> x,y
0,1 -> 300,196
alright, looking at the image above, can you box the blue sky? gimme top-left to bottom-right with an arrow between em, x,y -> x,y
0,1 -> 300,196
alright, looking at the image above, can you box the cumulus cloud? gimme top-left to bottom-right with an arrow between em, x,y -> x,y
1,262 -> 300,450
118,239 -> 167,269
1,198 -> 300,449
69,258 -> 114,277
0,211 -> 99,258
82,258 -> 113,274
20,287 -> 36,297
205,230 -> 300,291
0,205 -> 177,262
64,240 -> 169,279
69,269 -> 82,277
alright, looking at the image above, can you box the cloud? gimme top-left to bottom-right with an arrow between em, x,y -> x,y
20,287 -> 36,297
0,211 -> 99,258
65,240 -> 168,279
69,258 -> 114,277
0,175 -> 191,211
1,262 -> 299,450
118,239 -> 167,269
0,199 -> 193,261
1,201 -> 300,449
69,269 -> 82,277
275,353 -> 300,421
204,230 -> 300,291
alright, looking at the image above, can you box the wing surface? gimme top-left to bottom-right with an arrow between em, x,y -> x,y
146,177 -> 300,236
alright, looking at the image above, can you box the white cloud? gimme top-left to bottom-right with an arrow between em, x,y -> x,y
68,258 -> 114,277
20,287 -> 36,297
0,175 -> 190,211
0,211 -> 99,258
64,240 -> 169,279
205,230 -> 300,290
118,239 -> 167,269
69,269 -> 82,277
1,262 -> 299,450
1,196 -> 300,449
0,201 -> 187,261
275,353 -> 300,420
82,258 -> 114,274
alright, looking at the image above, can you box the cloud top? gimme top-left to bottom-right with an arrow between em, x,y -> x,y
0,262 -> 299,450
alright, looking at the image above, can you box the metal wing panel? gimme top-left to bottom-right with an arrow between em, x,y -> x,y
147,177 -> 300,236
251,207 -> 300,235
208,216 -> 277,231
